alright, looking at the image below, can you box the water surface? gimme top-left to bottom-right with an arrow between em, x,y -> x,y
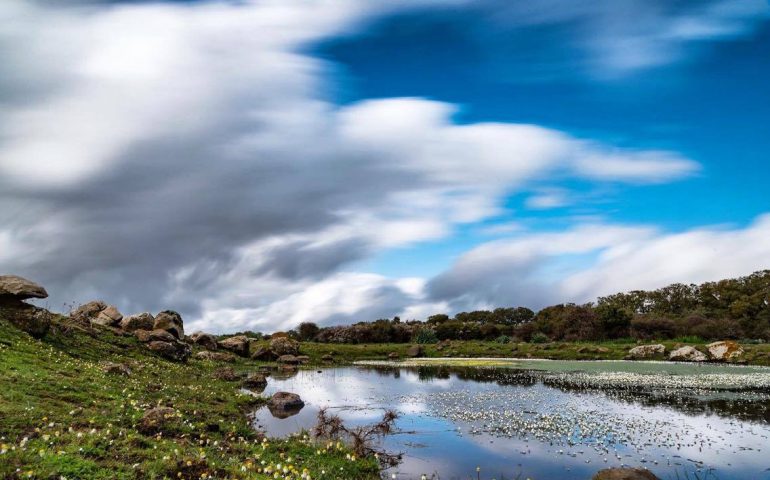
251,360 -> 770,479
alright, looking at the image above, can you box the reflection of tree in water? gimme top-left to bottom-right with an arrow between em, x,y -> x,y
358,365 -> 770,423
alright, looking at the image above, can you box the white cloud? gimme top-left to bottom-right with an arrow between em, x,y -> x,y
0,0 -> 731,333
428,214 -> 770,311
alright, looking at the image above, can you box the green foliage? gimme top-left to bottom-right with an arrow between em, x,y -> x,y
494,335 -> 511,344
296,321 -> 320,341
412,327 -> 438,344
530,332 -> 550,344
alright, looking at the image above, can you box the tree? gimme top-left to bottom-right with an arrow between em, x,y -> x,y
297,322 -> 320,341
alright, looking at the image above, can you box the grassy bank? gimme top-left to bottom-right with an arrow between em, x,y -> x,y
293,338 -> 770,366
0,317 -> 379,480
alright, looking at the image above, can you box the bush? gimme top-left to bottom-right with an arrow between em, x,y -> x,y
412,327 -> 438,344
531,332 -> 549,344
494,335 -> 511,344
630,316 -> 677,340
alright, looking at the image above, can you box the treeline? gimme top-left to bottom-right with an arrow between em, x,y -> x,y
284,270 -> 770,344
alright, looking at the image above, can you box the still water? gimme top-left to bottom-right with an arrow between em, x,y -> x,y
251,360 -> 770,479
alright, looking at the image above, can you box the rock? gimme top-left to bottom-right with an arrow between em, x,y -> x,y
435,339 -> 451,351
212,367 -> 240,381
266,392 -> 304,419
71,301 -> 123,327
277,354 -> 300,365
627,344 -> 666,360
669,345 -> 707,362
189,331 -> 218,351
0,275 -> 48,300
120,312 -> 155,332
218,335 -> 250,357
194,351 -> 236,363
296,355 -> 310,364
135,329 -> 177,343
0,299 -> 51,338
406,345 -> 423,358
153,310 -> 184,339
102,362 -> 131,376
592,467 -> 660,480
251,346 -> 278,361
388,352 -> 399,360
95,305 -> 123,326
321,354 -> 334,363
147,340 -> 191,362
707,340 -> 744,361
243,373 -> 268,390
138,407 -> 177,435
270,336 -> 300,356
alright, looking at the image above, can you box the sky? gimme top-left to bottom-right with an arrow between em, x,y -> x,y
1,0 -> 770,334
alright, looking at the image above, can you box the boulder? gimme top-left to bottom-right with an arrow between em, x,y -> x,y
388,352 -> 399,360
0,275 -> 48,300
194,351 -> 236,363
0,300 -> 51,338
321,354 -> 334,363
71,301 -> 123,327
153,310 -> 184,339
627,344 -> 666,360
138,407 -> 177,435
669,345 -> 707,362
592,467 -> 660,480
270,336 -> 300,356
102,362 -> 131,376
251,346 -> 277,361
266,392 -> 304,419
277,354 -> 300,365
435,339 -> 451,351
707,340 -> 744,361
147,340 -> 191,362
296,355 -> 310,364
135,329 -> 177,343
189,331 -> 218,351
120,312 -> 155,332
218,335 -> 250,357
406,345 -> 423,358
95,305 -> 123,326
243,373 -> 268,390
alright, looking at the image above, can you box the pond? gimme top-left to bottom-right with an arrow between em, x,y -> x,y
251,359 -> 770,480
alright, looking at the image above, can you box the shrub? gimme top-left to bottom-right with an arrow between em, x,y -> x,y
412,327 -> 438,344
630,316 -> 677,340
531,332 -> 549,344
495,335 -> 511,344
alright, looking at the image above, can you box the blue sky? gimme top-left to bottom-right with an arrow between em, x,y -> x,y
321,4 -> 770,278
1,0 -> 770,332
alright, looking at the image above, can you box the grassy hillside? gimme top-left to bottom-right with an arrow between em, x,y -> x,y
0,316 -> 379,480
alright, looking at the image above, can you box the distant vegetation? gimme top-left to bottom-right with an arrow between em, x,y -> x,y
279,270 -> 770,344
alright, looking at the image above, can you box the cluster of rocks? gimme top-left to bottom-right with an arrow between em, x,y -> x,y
627,341 -> 745,362
72,302 -> 193,362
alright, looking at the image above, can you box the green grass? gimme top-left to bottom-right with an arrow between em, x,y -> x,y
0,317 -> 379,479
291,339 -> 770,365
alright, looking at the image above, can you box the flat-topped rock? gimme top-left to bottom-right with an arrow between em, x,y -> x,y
0,275 -> 48,300
218,335 -> 250,357
190,331 -> 218,351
